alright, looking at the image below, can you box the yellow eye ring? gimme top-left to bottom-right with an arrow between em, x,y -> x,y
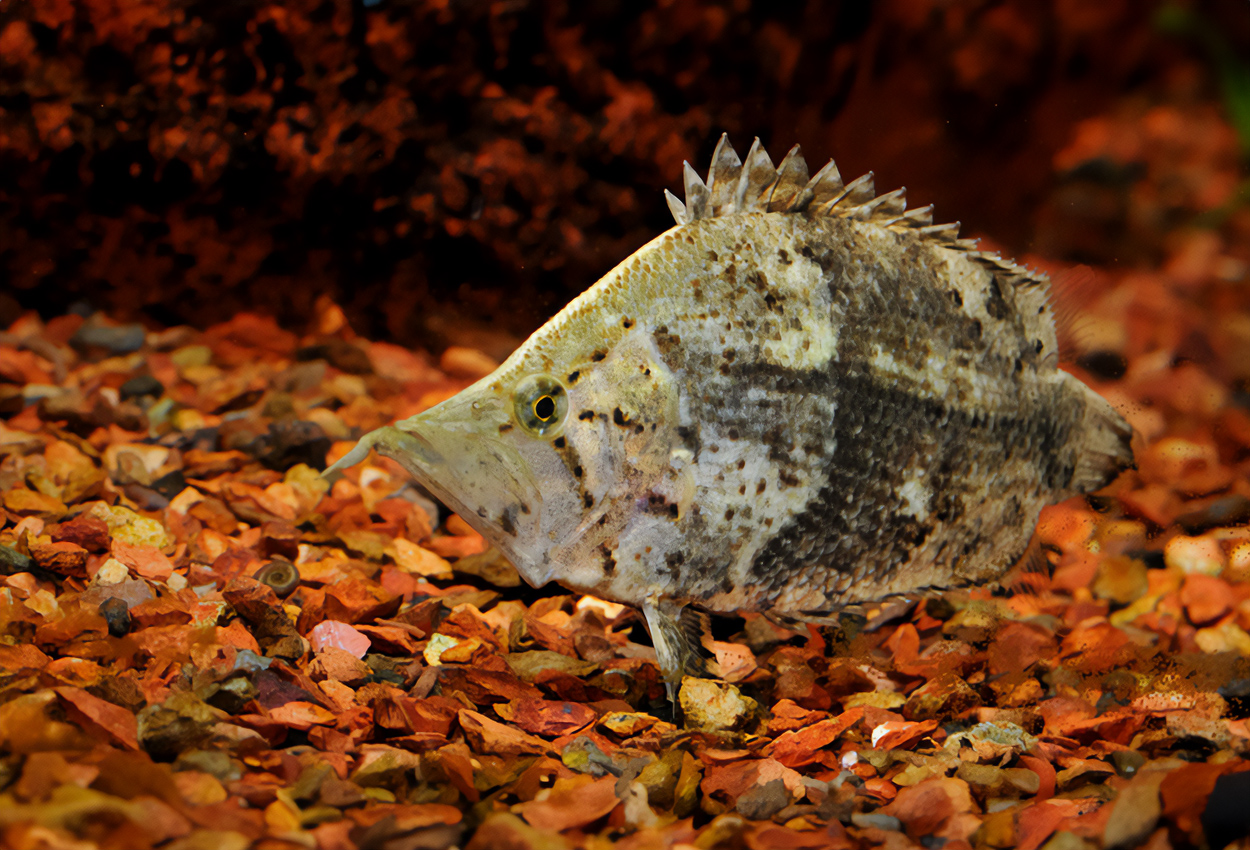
533,395 -> 556,422
513,374 -> 568,438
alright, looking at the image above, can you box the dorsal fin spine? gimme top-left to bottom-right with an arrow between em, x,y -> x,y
733,138 -> 772,212
671,135 -> 969,255
707,133 -> 743,215
665,189 -> 688,226
683,161 -> 709,221
791,159 -> 842,213
767,145 -> 809,213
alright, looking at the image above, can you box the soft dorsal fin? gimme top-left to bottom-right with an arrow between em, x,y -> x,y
1046,264 -> 1102,364
669,133 -> 979,252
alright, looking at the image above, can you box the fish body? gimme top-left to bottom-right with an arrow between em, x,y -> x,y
330,136 -> 1134,689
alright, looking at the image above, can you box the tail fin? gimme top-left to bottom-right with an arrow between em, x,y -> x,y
1071,385 -> 1135,494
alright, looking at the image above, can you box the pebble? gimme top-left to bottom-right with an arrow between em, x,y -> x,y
0,544 -> 35,575
1092,556 -> 1149,604
71,322 -> 146,353
679,677 -> 755,733
170,345 -> 213,368
1175,495 -> 1250,535
309,620 -> 372,659
93,558 -> 131,585
296,340 -> 374,374
119,374 -> 165,399
1164,534 -> 1227,575
1111,749 -> 1145,778
851,812 -> 903,831
248,420 -> 331,471
735,778 -> 790,820
98,597 -> 132,636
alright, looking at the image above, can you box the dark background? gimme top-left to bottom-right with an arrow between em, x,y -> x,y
1,0 -> 1247,358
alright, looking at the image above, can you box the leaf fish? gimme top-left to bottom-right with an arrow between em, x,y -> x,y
328,135 -> 1134,695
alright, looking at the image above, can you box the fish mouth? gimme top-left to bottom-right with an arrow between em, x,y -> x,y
327,407 -> 551,586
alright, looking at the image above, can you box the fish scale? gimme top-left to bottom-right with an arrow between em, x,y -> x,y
329,134 -> 1135,697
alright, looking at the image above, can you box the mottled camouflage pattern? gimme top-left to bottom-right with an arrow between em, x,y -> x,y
330,136 -> 1134,689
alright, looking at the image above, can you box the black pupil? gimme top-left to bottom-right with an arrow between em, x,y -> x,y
534,395 -> 556,421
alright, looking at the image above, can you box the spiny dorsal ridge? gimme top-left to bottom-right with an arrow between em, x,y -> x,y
671,135 -> 966,251
970,251 -> 1050,290
707,133 -> 743,215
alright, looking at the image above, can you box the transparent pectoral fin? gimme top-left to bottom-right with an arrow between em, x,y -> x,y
642,598 -> 711,705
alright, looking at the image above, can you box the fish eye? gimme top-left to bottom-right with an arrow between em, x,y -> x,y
533,395 -> 556,421
513,373 -> 568,438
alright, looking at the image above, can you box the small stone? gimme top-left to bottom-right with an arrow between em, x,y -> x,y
28,540 -> 89,577
736,778 -> 790,821
99,597 -> 132,637
1176,495 -> 1250,534
1102,774 -> 1163,849
637,749 -> 684,809
82,575 -> 152,609
51,514 -> 111,552
296,340 -> 374,374
955,762 -> 1039,797
1092,556 -> 1149,605
0,544 -> 35,575
309,620 -> 371,659
71,321 -> 146,353
390,537 -> 453,578
598,712 -> 659,738
1111,749 -> 1145,778
308,647 -> 372,686
851,812 -> 903,831
91,503 -> 173,549
680,677 -> 755,733
258,521 -> 301,560
1165,534 -> 1227,575
119,374 -> 165,400
247,420 -> 331,471
424,633 -> 465,666
3,488 -> 68,519
903,673 -> 981,721
1180,574 -> 1234,625
222,577 -> 304,659
170,345 -> 212,368
93,558 -> 131,584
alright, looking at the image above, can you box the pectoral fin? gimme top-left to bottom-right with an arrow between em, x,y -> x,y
642,598 -> 712,704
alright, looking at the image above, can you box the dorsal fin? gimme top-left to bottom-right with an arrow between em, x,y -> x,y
1045,264 -> 1104,364
670,135 -> 972,254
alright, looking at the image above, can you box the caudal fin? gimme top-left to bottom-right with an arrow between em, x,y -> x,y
1071,385 -> 1135,494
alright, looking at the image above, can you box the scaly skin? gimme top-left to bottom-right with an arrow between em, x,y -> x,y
329,136 -> 1134,694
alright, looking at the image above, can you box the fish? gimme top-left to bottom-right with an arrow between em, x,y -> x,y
327,134 -> 1135,696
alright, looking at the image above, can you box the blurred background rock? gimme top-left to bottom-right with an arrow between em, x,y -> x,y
0,0 -> 1247,359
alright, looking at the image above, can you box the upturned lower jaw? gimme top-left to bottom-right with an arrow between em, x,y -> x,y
383,418 -> 556,587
